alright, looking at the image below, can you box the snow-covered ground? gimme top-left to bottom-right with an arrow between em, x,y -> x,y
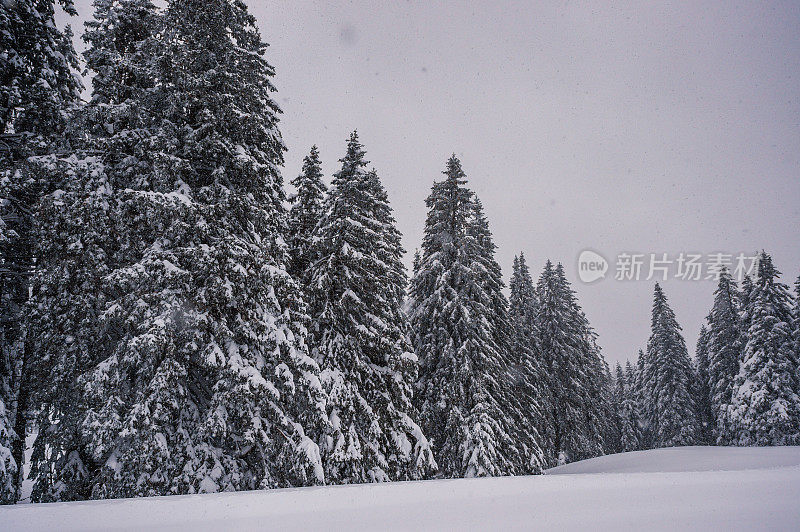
2,447 -> 799,531
545,445 -> 800,474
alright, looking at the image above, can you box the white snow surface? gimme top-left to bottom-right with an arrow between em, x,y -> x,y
545,445 -> 800,474
2,446 -> 799,531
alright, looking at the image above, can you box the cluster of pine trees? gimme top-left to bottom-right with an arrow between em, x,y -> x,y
1,0 -> 798,506
609,255 -> 800,453
0,0 -> 612,503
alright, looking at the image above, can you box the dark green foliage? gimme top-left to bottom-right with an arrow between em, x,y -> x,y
308,132 -> 434,483
507,254 -> 549,471
729,252 -> 800,446
0,0 -> 82,504
705,268 -> 743,444
694,326 -> 714,444
643,283 -> 699,447
534,261 -> 606,464
410,156 -> 514,477
287,145 -> 326,288
27,0 -> 329,501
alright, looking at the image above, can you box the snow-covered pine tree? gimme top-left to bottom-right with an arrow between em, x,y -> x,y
739,274 -> 755,335
634,348 -> 651,448
729,252 -> 800,446
308,132 -> 434,484
706,267 -> 743,444
27,156 -> 118,502
287,145 -> 326,288
29,0 -> 329,500
613,363 -> 625,424
410,155 -> 514,478
608,363 -> 627,454
467,203 -> 544,473
794,275 -> 800,392
599,360 -> 620,455
0,0 -> 81,138
0,396 -> 14,504
0,0 -> 83,503
25,0 -> 161,502
694,325 -> 714,444
643,283 -> 700,448
534,261 -> 606,464
0,291 -> 16,503
507,253 -> 550,471
0,217 -> 12,500
619,361 -> 642,452
467,199 -> 509,353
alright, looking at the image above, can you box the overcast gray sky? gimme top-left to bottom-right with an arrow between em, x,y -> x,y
64,0 -> 800,366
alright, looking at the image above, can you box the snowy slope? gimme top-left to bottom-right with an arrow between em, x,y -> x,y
2,447 -> 799,531
545,445 -> 800,474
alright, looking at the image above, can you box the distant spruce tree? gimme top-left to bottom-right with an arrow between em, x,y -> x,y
308,132 -> 434,483
600,361 -> 621,455
507,253 -> 550,471
643,283 -> 699,448
619,361 -> 642,452
694,325 -> 714,444
468,203 -> 545,473
467,199 -> 509,353
794,275 -> 800,392
705,268 -> 743,444
29,0 -> 329,500
613,364 -> 626,422
729,252 -> 800,446
634,349 -> 650,448
534,261 -> 606,464
410,155 -> 514,477
739,274 -> 755,335
610,363 -> 627,453
287,145 -> 326,288
0,0 -> 83,503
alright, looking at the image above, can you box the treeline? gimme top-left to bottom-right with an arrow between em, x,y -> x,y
1,0 -> 798,506
612,257 -> 800,453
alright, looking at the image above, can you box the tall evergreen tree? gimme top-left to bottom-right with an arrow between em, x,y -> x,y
613,363 -> 626,423
534,261 -> 606,463
468,203 -> 545,473
507,253 -> 550,471
739,274 -> 755,334
794,275 -> 800,393
619,361 -> 642,452
28,0 -> 329,501
287,145 -> 326,288
308,132 -> 434,484
410,155 -> 514,477
608,363 -> 627,454
0,0 -> 82,503
0,295 -> 15,502
643,283 -> 699,447
0,0 -> 81,137
467,199 -> 509,351
694,325 -> 714,444
23,0 -> 162,502
634,348 -> 651,448
705,268 -> 742,444
729,252 -> 800,446
599,360 -> 620,454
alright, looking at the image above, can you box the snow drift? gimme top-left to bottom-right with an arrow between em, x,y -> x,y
2,446 -> 799,531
